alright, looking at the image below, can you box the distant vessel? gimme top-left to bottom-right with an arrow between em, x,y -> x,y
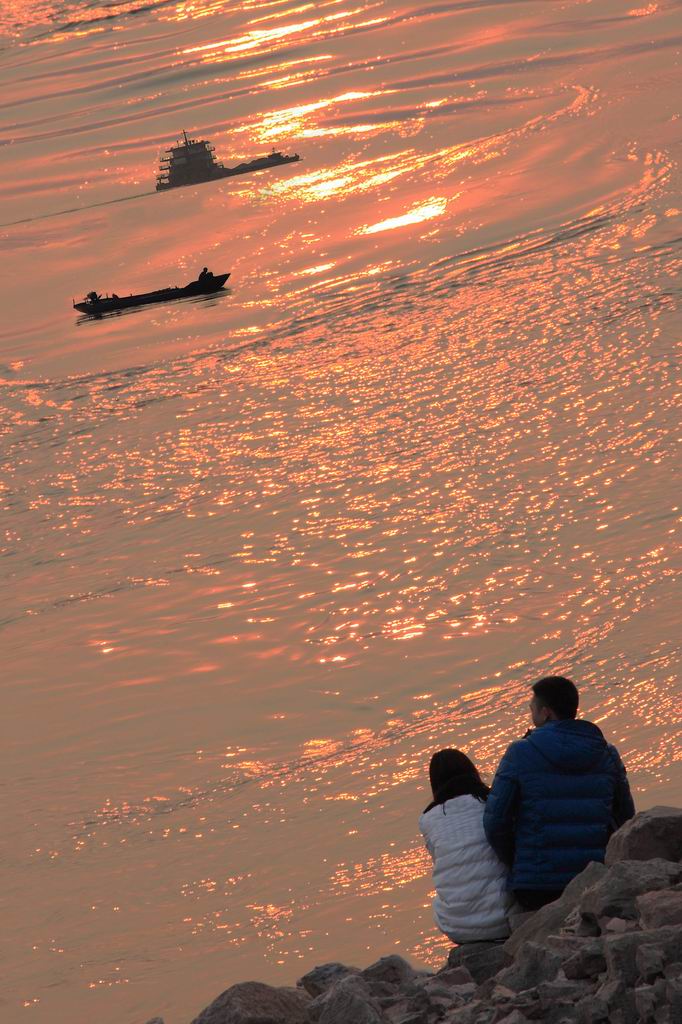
74,269 -> 230,315
155,130 -> 300,191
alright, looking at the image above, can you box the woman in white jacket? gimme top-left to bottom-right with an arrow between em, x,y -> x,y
419,749 -> 513,943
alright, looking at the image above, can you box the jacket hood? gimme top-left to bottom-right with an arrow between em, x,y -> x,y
526,719 -> 608,773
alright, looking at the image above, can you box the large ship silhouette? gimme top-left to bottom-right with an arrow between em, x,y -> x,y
156,131 -> 300,191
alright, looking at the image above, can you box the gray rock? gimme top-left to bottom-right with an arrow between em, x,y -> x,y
384,976 -> 471,1022
145,1019 -> 165,1024
605,806 -> 682,866
636,888 -> 682,929
447,983 -> 477,1001
633,984 -> 658,1023
578,858 -> 682,926
435,966 -> 474,987
389,1013 -> 426,1024
574,918 -> 601,938
362,954 -> 420,989
297,963 -> 360,998
508,910 -> 535,933
503,861 -> 607,957
309,975 -> 383,1024
493,1012 -> 530,1024
490,983 -> 517,1003
411,977 -> 474,1018
665,973 -> 682,1019
647,974 -> 667,1024
533,979 -> 591,1023
560,906 -> 582,933
190,982 -> 310,1024
442,1002 -> 495,1024
536,978 -> 591,1004
384,997 -> 413,1022
635,942 -> 666,983
421,978 -> 461,1001
599,916 -> 637,934
494,940 -> 563,992
592,978 -> 635,1024
562,940 -> 606,981
367,980 -> 406,1002
574,992 -> 610,1024
490,990 -> 541,1020
446,942 -> 510,984
544,935 -> 594,959
605,931 -> 648,988
604,926 -> 682,989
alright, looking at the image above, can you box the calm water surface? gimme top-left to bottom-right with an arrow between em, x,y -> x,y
2,1 -> 681,1022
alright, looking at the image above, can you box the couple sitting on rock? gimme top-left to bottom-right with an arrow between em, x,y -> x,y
420,675 -> 635,944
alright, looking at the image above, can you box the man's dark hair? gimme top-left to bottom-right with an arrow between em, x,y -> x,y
532,676 -> 579,720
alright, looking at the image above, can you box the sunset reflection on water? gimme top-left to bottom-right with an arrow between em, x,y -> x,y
2,0 -> 682,1022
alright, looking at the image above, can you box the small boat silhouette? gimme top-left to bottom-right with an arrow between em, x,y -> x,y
73,269 -> 230,315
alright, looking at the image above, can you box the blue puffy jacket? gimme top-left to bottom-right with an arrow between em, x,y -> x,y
483,719 -> 635,891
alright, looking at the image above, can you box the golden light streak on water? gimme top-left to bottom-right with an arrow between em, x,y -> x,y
360,197 -> 449,234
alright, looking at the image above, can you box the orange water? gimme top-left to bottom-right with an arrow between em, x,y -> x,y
1,2 -> 681,1022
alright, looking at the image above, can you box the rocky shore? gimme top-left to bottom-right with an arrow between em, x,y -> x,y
149,806 -> 682,1024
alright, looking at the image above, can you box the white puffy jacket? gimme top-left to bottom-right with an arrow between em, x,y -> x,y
419,793 -> 512,942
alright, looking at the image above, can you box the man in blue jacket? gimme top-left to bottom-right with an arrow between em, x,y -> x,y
483,676 -> 635,911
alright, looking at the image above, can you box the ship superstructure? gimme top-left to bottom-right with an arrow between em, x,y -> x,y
156,130 -> 300,191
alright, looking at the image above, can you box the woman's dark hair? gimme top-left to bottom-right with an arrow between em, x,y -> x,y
423,748 -> 490,814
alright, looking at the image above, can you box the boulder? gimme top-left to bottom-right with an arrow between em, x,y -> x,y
508,910 -> 535,933
440,1000 -> 492,1024
574,917 -> 601,939
591,977 -> 635,1024
635,942 -> 666,983
309,975 -> 383,1024
190,982 -> 310,1024
536,978 -> 591,1002
435,966 -> 474,987
604,926 -> 682,989
544,935 -> 595,961
297,963 -> 359,998
493,1012 -> 530,1024
503,861 -> 607,956
145,1019 -> 165,1024
445,941 -> 511,984
362,955 -> 420,990
494,941 -> 563,992
665,974 -> 682,1022
490,983 -> 517,1003
536,978 -> 592,1020
386,1012 -> 426,1024
636,889 -> 682,929
599,916 -> 636,934
383,997 -> 413,1023
605,807 -> 682,866
403,975 -> 475,1018
573,991 -> 610,1024
420,977 -> 461,1002
578,858 -> 682,926
633,984 -> 658,1023
562,940 -> 606,981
